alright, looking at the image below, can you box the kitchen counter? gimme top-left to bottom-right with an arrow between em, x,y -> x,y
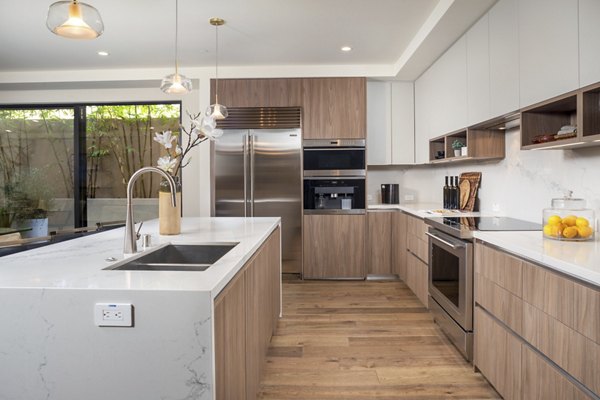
0,217 -> 280,297
474,230 -> 600,287
368,202 -> 482,219
0,217 -> 281,400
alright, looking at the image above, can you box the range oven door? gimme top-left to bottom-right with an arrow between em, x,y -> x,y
426,228 -> 473,331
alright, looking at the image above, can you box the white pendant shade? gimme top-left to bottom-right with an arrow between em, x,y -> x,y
209,18 -> 228,119
46,0 -> 103,40
161,72 -> 192,94
206,102 -> 229,120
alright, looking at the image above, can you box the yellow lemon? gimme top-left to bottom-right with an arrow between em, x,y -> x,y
543,224 -> 554,237
577,225 -> 594,239
576,217 -> 590,228
550,223 -> 564,237
562,226 -> 578,239
562,215 -> 577,227
547,215 -> 562,226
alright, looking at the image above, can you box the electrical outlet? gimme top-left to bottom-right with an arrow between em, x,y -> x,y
404,194 -> 415,201
492,203 -> 501,213
95,303 -> 133,327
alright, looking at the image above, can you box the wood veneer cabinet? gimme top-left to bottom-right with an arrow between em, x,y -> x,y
405,214 -> 429,307
215,228 -> 281,400
302,77 -> 366,139
210,78 -> 302,107
474,242 -> 600,399
303,214 -> 365,279
392,211 -> 408,280
367,211 -> 393,275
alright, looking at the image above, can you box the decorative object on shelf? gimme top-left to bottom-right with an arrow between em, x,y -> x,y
542,191 -> 595,241
435,150 -> 445,159
458,172 -> 481,212
154,112 -> 222,234
4,169 -> 54,239
554,125 -> 577,140
451,139 -> 464,157
160,0 -> 192,94
461,146 -> 468,156
531,134 -> 556,144
206,18 -> 228,120
46,0 -> 104,39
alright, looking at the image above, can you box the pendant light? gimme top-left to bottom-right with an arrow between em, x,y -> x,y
160,0 -> 192,94
206,18 -> 228,120
46,0 -> 104,39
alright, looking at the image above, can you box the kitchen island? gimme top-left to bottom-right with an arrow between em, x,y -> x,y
0,217 -> 281,400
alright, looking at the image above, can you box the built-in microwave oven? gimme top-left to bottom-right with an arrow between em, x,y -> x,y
303,139 -> 365,177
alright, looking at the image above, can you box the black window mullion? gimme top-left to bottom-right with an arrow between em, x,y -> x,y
73,106 -> 87,228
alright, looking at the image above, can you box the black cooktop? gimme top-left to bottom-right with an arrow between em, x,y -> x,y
425,216 -> 542,239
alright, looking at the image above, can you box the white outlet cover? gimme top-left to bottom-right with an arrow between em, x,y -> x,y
94,303 -> 133,327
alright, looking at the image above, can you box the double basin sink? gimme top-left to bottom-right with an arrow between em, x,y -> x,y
105,243 -> 238,272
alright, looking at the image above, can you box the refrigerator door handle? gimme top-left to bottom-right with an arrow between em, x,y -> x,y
249,133 -> 255,217
243,133 -> 249,218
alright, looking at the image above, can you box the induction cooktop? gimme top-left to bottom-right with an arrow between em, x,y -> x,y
425,216 -> 542,239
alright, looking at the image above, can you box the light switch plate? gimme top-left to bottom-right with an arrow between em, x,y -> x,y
94,303 -> 133,327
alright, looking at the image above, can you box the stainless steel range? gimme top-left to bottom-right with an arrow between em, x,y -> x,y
424,216 -> 541,361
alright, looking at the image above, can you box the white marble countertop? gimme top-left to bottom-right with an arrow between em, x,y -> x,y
368,202 -> 482,219
0,217 -> 280,297
474,231 -> 600,287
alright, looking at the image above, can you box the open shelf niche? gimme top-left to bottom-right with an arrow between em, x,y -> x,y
429,127 -> 505,164
521,81 -> 600,150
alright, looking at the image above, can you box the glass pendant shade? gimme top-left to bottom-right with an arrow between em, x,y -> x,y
206,101 -> 228,120
161,72 -> 192,94
46,0 -> 104,39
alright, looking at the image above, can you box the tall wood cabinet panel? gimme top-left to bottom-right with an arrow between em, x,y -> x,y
517,0 -> 579,107
367,211 -> 393,275
214,272 -> 246,400
392,211 -> 407,280
211,78 -> 302,107
579,0 -> 600,87
488,0 -> 520,117
466,13 -> 490,126
302,77 -> 366,139
303,214 -> 365,279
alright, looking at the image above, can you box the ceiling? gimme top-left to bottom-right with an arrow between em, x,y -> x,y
0,0 -> 496,81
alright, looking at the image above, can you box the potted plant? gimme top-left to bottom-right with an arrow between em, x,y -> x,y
5,169 -> 54,238
451,139 -> 465,157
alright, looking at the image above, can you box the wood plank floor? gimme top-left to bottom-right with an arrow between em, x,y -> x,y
258,280 -> 500,399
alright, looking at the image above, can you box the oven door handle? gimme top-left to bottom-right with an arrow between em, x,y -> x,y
425,231 -> 465,249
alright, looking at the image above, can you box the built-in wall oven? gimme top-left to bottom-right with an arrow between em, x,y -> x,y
303,139 -> 366,177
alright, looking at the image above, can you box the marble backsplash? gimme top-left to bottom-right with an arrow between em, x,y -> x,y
368,128 -> 600,224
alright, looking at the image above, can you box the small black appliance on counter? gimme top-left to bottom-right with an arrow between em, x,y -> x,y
381,184 -> 399,204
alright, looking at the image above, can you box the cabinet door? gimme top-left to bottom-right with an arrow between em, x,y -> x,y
579,0 -> 600,87
518,0 -> 579,107
303,214 -> 366,279
367,211 -> 392,275
392,211 -> 407,280
406,251 -> 429,308
367,81 -> 392,165
391,81 -> 415,164
211,78 -> 302,107
214,273 -> 246,400
466,14 -> 490,126
414,72 -> 432,164
302,78 -> 366,139
489,0 -> 520,116
474,307 -> 522,400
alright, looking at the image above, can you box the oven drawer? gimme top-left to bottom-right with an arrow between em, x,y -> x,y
430,297 -> 472,361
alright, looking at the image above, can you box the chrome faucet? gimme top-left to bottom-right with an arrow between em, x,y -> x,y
124,167 -> 177,255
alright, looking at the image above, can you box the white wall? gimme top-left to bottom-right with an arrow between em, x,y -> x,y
368,128 -> 600,223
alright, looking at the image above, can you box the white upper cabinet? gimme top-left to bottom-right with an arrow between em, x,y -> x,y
429,36 -> 468,137
367,81 -> 415,165
367,81 -> 392,165
415,71 -> 433,164
579,0 -> 600,87
489,0 -> 520,116
466,14 -> 490,126
390,81 -> 415,164
518,0 -> 579,107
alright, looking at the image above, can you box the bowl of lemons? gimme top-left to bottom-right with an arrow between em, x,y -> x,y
543,193 -> 595,241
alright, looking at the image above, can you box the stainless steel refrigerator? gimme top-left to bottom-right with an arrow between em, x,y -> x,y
212,108 -> 302,274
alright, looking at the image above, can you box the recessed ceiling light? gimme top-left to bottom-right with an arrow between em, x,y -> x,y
97,51 -> 109,56
341,46 -> 352,52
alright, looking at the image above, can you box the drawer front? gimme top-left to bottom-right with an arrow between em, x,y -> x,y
474,307 -> 522,400
475,272 -> 523,335
407,235 -> 428,264
523,262 -> 574,327
573,281 -> 600,344
522,346 -> 593,400
474,243 -> 523,297
406,251 -> 429,308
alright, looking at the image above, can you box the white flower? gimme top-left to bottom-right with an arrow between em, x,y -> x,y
197,116 -> 223,139
153,130 -> 176,149
175,145 -> 182,155
157,156 -> 177,173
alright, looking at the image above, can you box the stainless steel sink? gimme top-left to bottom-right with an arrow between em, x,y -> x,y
106,243 -> 238,271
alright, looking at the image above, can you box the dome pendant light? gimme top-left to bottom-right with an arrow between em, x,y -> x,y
206,18 -> 228,120
46,0 -> 104,39
160,0 -> 192,94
